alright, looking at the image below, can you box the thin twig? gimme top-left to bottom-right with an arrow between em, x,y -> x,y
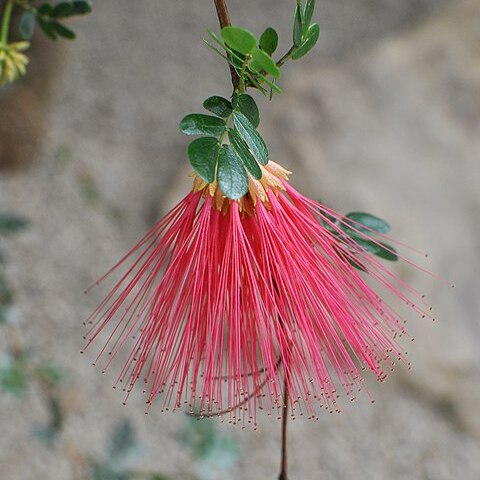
192,356 -> 283,419
213,0 -> 239,90
278,376 -> 289,480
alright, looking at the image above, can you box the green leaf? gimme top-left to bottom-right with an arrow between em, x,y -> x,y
293,3 -> 303,47
228,129 -> 262,180
259,27 -> 278,56
374,242 -> 398,261
188,137 -> 219,183
233,93 -> 259,128
0,214 -> 29,234
292,23 -> 320,60
51,21 -> 76,39
37,3 -> 53,15
71,1 -> 92,15
217,145 -> 249,200
180,114 -> 226,136
354,239 -> 398,261
256,72 -> 282,94
203,96 -> 232,118
250,48 -> 281,78
51,2 -> 74,18
37,17 -> 57,40
233,112 -> 269,165
221,26 -> 257,55
19,12 -> 35,40
319,213 -> 339,233
344,212 -> 391,234
347,256 -> 368,272
304,0 -> 316,31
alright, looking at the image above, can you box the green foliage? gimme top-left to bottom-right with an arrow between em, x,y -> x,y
188,137 -> 219,183
303,0 -> 316,32
18,1 -> 92,42
203,96 -> 233,118
293,2 -> 303,47
205,29 -> 281,96
233,93 -> 259,128
291,23 -> 320,60
51,20 -> 76,39
352,238 -> 398,261
343,212 -> 391,234
19,12 -> 35,40
251,47 -> 280,78
217,145 -> 249,199
259,27 -> 278,56
181,93 -> 270,199
180,0 -> 321,199
323,210 -> 398,269
290,0 -> 320,60
51,2 -> 75,18
233,111 -> 268,165
180,114 -> 226,136
221,26 -> 256,55
228,128 -> 262,180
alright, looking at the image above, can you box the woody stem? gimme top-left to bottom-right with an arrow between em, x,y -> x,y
213,0 -> 240,90
279,376 -> 289,480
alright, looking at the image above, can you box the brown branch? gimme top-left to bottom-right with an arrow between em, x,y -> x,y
193,356 -> 283,419
278,376 -> 289,480
213,0 -> 239,90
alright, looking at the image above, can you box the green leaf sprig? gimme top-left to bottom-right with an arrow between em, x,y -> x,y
321,211 -> 399,270
18,1 -> 92,41
180,93 -> 267,199
181,1 -> 320,200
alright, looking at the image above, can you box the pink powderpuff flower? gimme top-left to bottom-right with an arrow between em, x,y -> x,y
83,160 -> 432,427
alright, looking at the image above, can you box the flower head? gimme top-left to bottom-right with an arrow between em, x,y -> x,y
84,160 -> 431,426
0,41 -> 29,85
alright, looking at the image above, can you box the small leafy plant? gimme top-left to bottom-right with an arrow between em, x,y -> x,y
0,0 -> 92,84
180,0 -> 320,200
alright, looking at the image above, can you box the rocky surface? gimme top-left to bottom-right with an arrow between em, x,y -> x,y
1,0 -> 479,479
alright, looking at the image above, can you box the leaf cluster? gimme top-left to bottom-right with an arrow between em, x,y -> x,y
205,1 -> 319,96
180,93 -> 268,199
17,1 -> 92,41
322,211 -> 398,270
292,0 -> 320,60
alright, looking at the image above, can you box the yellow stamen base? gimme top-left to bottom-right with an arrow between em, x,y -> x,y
192,161 -> 291,214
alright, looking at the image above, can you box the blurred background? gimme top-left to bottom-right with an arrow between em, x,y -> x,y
0,0 -> 479,479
